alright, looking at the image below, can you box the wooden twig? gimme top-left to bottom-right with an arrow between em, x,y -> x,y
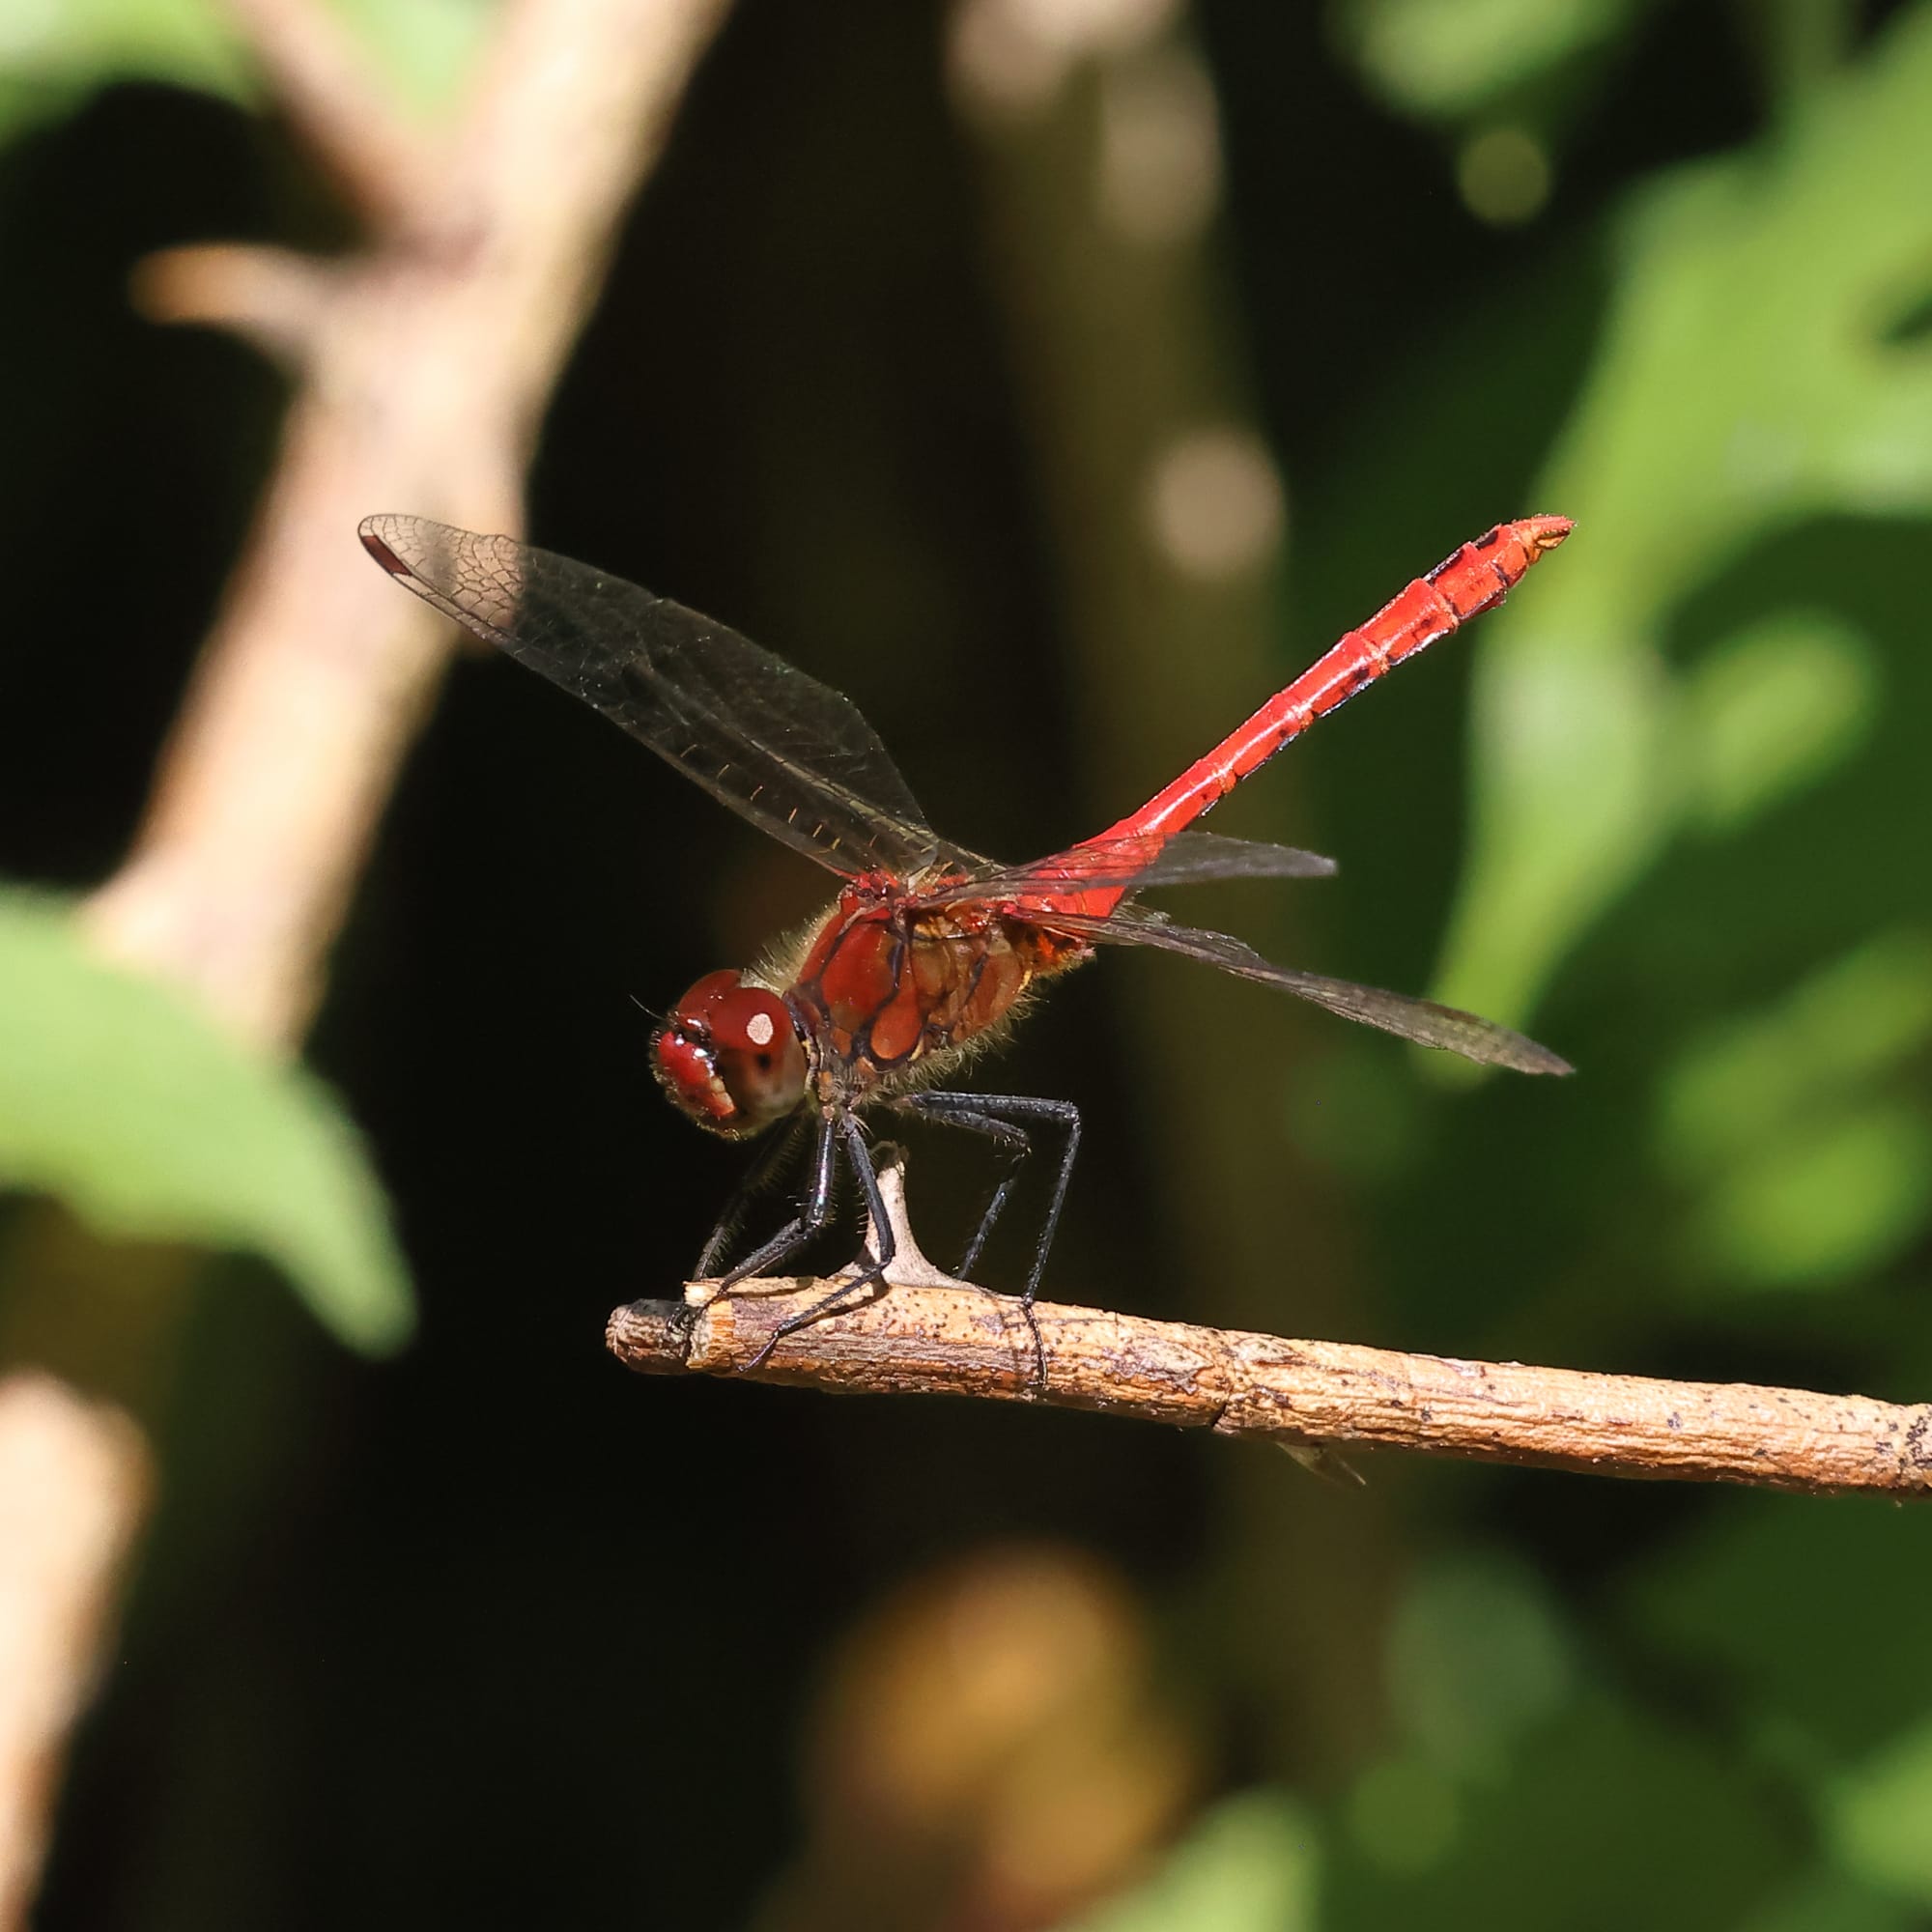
606,1151 -> 1928,1499
610,1285 -> 1931,1498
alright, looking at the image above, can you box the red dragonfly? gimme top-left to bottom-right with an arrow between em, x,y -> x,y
361,513 -> 1572,1367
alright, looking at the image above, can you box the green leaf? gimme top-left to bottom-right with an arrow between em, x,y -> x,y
1433,5 -> 1932,1033
326,0 -> 491,110
1627,1502 -> 1932,1918
1679,609 -> 1879,834
1657,933 -> 1932,1166
0,0 -> 247,145
1686,1101 -> 1932,1290
1333,0 -> 1654,119
1627,1499 -> 1932,1758
1828,1718 -> 1932,1904
1329,1695 -> 1791,1926
0,889 -> 412,1353
1741,1870 -> 1918,1932
0,0 -> 489,147
1384,1553 -> 1575,1778
1648,932 -> 1932,1290
1058,1791 -> 1320,1932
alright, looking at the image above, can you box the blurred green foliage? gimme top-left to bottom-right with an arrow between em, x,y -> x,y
1657,931 -> 1932,1288
0,0 -> 242,142
1437,1 -> 1932,1033
1096,3 -> 1932,1922
0,0 -> 481,141
1338,0 -> 1659,118
1625,1498 -> 1932,1920
0,892 -> 410,1350
1065,1791 -> 1320,1932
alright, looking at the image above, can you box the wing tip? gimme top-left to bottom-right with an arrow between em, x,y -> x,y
357,514 -> 411,579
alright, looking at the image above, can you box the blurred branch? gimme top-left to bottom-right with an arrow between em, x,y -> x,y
0,1377 -> 151,1931
131,242 -> 335,364
93,0 -> 733,1041
220,0 -> 427,229
611,1284 -> 1931,1499
0,0 -> 730,1920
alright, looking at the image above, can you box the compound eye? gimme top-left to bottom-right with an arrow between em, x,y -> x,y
708,986 -> 790,1056
707,986 -> 808,1133
651,974 -> 807,1139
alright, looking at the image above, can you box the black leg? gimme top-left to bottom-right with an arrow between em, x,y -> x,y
893,1098 -> 1031,1277
697,1109 -> 838,1305
895,1091 -> 1082,1390
694,1117 -> 809,1280
743,1115 -> 895,1372
901,1091 -> 1082,1298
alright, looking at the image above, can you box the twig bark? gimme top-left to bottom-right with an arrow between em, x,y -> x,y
610,1283 -> 1932,1498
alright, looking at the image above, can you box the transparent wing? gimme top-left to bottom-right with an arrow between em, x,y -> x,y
935,830 -> 1337,906
1038,906 -> 1572,1075
360,515 -> 945,879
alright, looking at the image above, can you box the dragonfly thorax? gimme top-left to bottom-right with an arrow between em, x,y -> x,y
651,970 -> 810,1139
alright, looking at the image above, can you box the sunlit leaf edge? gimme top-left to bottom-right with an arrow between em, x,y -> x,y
0,888 -> 413,1354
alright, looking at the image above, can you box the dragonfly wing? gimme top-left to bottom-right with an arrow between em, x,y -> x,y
1041,907 -> 1572,1075
1115,832 -> 1337,888
918,832 -> 1338,908
361,516 -> 942,879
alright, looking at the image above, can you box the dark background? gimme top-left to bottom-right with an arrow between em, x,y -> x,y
5,2 -> 1929,1926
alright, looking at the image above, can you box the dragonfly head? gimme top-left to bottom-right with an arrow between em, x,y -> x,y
652,971 -> 810,1139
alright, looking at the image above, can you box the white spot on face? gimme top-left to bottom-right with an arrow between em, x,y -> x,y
745,1011 -> 777,1047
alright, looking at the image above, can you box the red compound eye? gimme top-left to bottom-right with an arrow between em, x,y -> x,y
651,973 -> 808,1139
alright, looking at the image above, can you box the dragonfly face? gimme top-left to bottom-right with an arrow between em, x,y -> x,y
651,970 -> 810,1139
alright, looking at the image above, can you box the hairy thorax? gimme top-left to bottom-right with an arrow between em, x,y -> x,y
780,876 -> 1091,1106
